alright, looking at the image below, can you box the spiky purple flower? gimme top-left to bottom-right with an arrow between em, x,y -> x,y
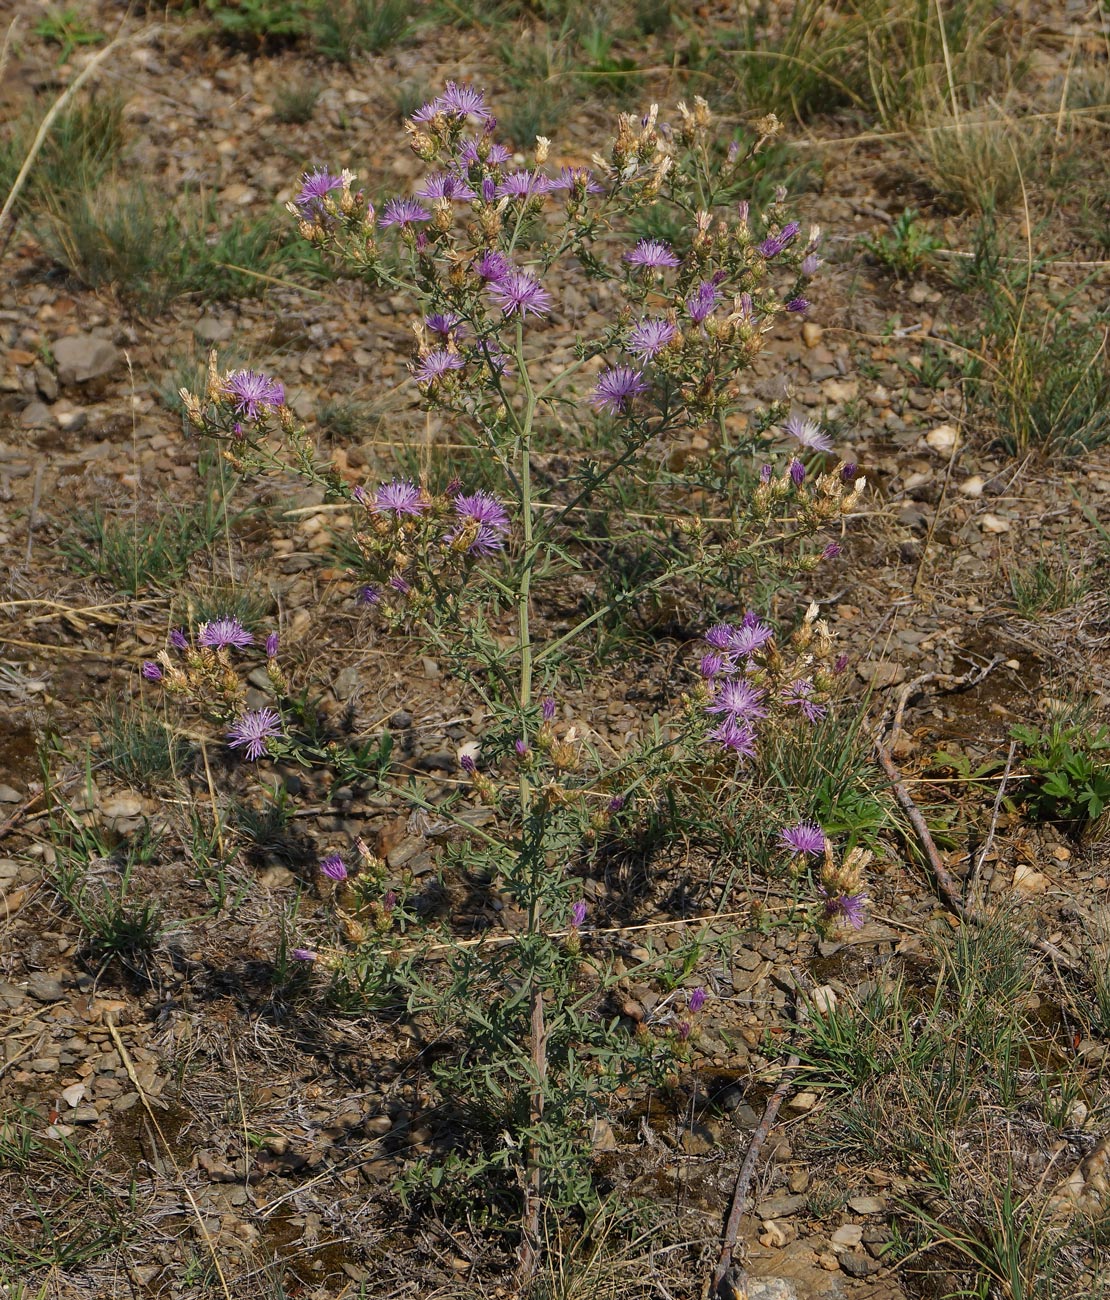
823,541 -> 842,560
704,623 -> 738,652
372,479 -> 427,516
425,312 -> 463,337
686,281 -> 719,324
608,795 -> 626,813
473,249 -> 512,283
708,715 -> 757,759
591,366 -> 648,415
801,253 -> 822,276
293,167 -> 344,217
624,239 -> 681,269
169,628 -> 188,651
783,678 -> 827,723
786,297 -> 810,313
497,170 -> 556,199
223,370 -> 285,421
141,661 -> 163,682
320,854 -> 348,881
360,585 -> 380,605
833,653 -> 849,674
227,708 -> 282,761
759,222 -> 800,258
707,678 -> 767,723
199,617 -> 254,651
456,137 -> 511,167
570,900 -> 587,928
378,198 -> 431,228
291,948 -> 318,962
541,697 -> 556,722
389,574 -> 411,595
515,739 -> 529,757
265,632 -> 279,658
783,413 -> 833,452
416,172 -> 476,202
414,349 -> 465,385
823,890 -> 868,929
627,318 -> 677,360
841,463 -> 858,482
689,987 -> 707,1014
449,490 -> 510,555
699,652 -> 725,679
728,614 -> 774,658
486,270 -> 552,319
551,166 -> 602,194
780,822 -> 826,855
789,458 -> 806,486
460,753 -> 476,775
760,463 -> 773,484
438,81 -> 492,121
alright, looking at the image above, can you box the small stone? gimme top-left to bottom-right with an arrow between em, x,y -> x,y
925,423 -> 958,453
20,401 -> 52,428
958,475 -> 984,498
194,315 -> 233,343
26,973 -> 66,1002
801,322 -> 824,348
258,866 -> 295,890
855,661 -> 907,689
786,1091 -> 819,1115
980,513 -> 1011,534
54,406 -> 87,432
71,1105 -> 100,1123
1013,863 -> 1048,895
62,1083 -> 86,1108
831,1224 -> 864,1249
31,1057 -> 60,1072
810,985 -> 837,1015
102,793 -> 144,823
0,784 -> 22,803
756,1192 -> 808,1218
847,1194 -> 886,1214
590,1117 -> 618,1152
54,333 -> 120,385
747,1282 -> 799,1300
788,1169 -> 811,1193
839,1250 -> 883,1278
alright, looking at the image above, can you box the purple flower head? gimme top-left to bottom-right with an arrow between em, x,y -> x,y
449,490 -> 510,555
570,900 -> 587,929
473,249 -> 512,283
625,239 -> 681,270
704,623 -> 738,652
677,1021 -> 692,1042
293,167 -> 344,216
352,485 -> 368,506
541,697 -> 556,722
551,166 -> 602,194
416,172 -> 476,202
689,987 -> 707,1014
425,312 -> 463,337
786,297 -> 810,313
759,463 -> 773,484
389,574 -> 411,595
481,177 -> 497,203
841,463 -> 858,482
699,652 -> 725,679
591,366 -> 648,415
373,478 -> 427,516
437,81 -> 492,121
496,170 -> 556,199
291,948 -> 318,962
608,795 -> 626,813
487,270 -> 552,319
833,653 -> 849,675
736,198 -> 749,221
823,890 -> 868,929
456,136 -> 511,167
759,221 -> 800,258
382,889 -> 397,912
708,715 -> 757,759
199,617 -> 254,651
414,349 -> 465,385
801,253 -> 822,276
169,628 -> 188,651
411,99 -> 442,125
265,632 -> 279,658
515,738 -> 529,757
223,370 -> 285,421
141,661 -> 163,682
227,708 -> 282,761
460,753 -> 476,775
731,616 -> 774,658
789,458 -> 806,487
822,541 -> 842,560
707,678 -> 767,723
783,413 -> 833,452
360,585 -> 380,606
780,821 -> 826,855
378,198 -> 431,228
320,854 -> 348,881
627,317 -> 677,360
686,281 -> 719,324
783,678 -> 827,723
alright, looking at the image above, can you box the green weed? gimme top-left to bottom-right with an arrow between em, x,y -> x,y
311,0 -> 414,61
1007,554 -> 1089,616
272,78 -> 321,124
1010,711 -> 1110,829
33,6 -> 105,63
861,208 -> 942,277
98,702 -> 192,787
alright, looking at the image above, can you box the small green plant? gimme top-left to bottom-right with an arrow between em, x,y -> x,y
272,79 -> 320,124
1007,554 -> 1088,615
311,0 -> 412,61
204,0 -> 310,45
861,208 -> 942,277
1010,715 -> 1110,829
33,6 -> 105,63
98,702 -> 192,787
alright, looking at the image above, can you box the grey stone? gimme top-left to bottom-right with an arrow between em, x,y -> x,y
54,334 -> 120,385
194,314 -> 233,343
34,362 -> 58,401
19,401 -> 52,429
756,1193 -> 808,1219
748,1281 -> 800,1300
26,972 -> 65,1002
838,1250 -> 882,1278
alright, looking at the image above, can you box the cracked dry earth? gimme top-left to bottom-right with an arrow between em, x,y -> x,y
2,3 -> 1110,1298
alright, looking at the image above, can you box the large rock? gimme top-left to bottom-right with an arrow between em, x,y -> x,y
54,334 -> 120,385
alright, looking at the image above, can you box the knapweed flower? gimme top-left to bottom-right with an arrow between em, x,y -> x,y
783,413 -> 832,452
591,366 -> 648,414
265,632 -> 279,658
608,795 -> 626,813
473,249 -> 512,283
841,462 -> 858,482
389,574 -> 412,595
319,855 -> 348,881
141,661 -> 163,682
169,628 -> 188,651
378,197 -> 431,228
372,478 -> 427,516
708,715 -> 757,759
414,349 -> 465,385
627,318 -> 677,360
514,739 -> 529,757
570,900 -> 587,928
486,270 -> 552,318
789,458 -> 806,486
823,890 -> 868,929
551,166 -> 602,194
823,541 -> 842,560
448,490 -> 510,555
437,80 -> 492,121
704,623 -> 738,652
624,239 -> 681,269
786,297 -> 809,313
801,253 -> 822,276
707,678 -> 767,723
689,987 -> 707,1014
783,678 -> 827,723
699,652 -> 725,679
456,136 -> 511,167
227,708 -> 282,761
223,370 -> 285,421
415,172 -> 476,202
732,615 -> 774,656
780,822 -> 826,855
542,697 -> 556,722
198,617 -> 254,650
425,311 -> 463,337
293,167 -> 344,216
759,221 -> 800,258
291,948 -> 318,962
686,281 -> 719,324
360,585 -> 380,605
496,170 -> 555,199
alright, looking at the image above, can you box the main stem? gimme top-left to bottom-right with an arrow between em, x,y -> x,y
514,318 -> 547,1281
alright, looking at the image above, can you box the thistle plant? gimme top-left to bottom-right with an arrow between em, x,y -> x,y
171,83 -> 866,1270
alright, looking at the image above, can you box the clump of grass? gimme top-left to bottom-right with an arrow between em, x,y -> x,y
861,207 -> 942,277
915,99 -> 1049,215
98,702 -> 192,787
33,5 -> 105,63
272,78 -> 320,123
1007,554 -> 1089,615
0,93 -> 124,214
311,0 -> 413,61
